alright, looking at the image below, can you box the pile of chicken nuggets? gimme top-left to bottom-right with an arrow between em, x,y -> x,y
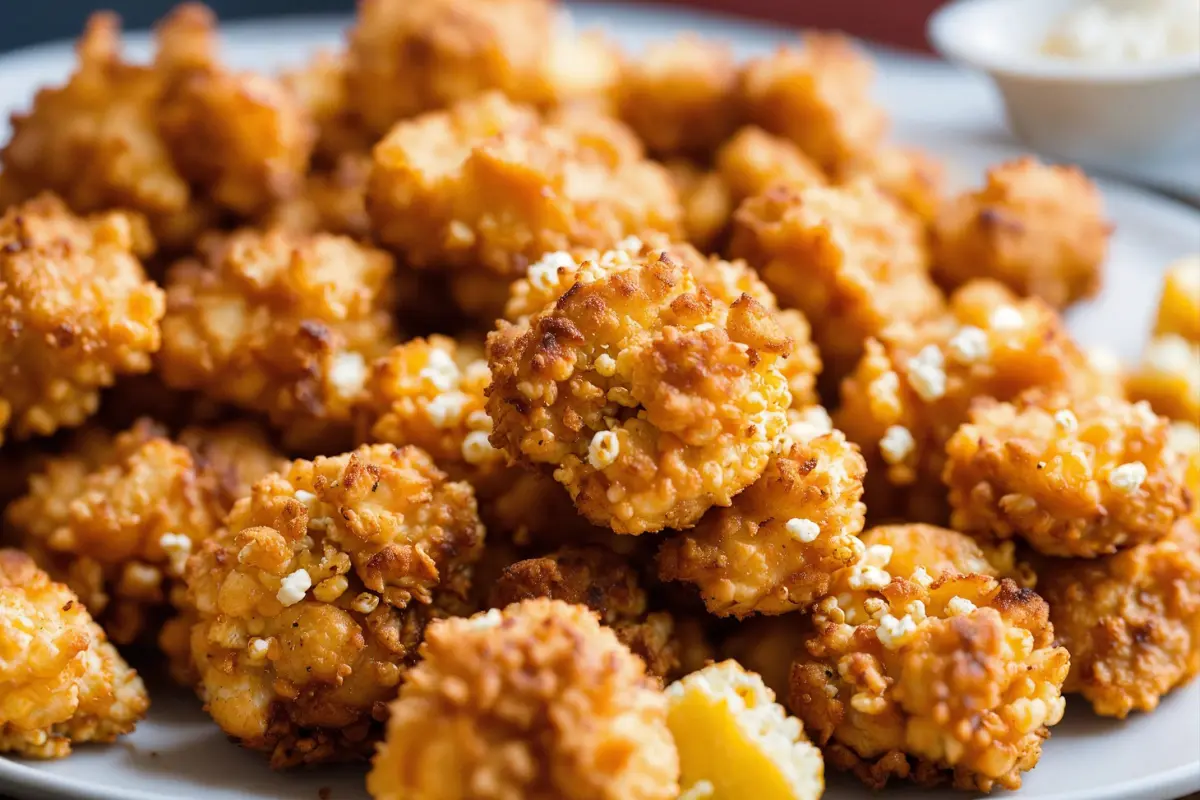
1,2 -> 1197,799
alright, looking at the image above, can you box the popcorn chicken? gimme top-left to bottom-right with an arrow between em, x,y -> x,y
730,179 -> 943,379
945,393 -> 1191,557
741,34 -> 888,173
657,433 -> 867,618
1128,334 -> 1200,426
159,226 -> 398,451
932,157 -> 1110,309
6,419 -> 284,647
367,598 -> 680,800
859,524 -> 1031,587
0,549 -> 148,758
837,146 -> 946,229
487,249 -> 793,534
0,194 -> 164,446
789,566 -> 1068,792
618,37 -> 740,158
263,151 -> 372,239
715,126 -> 827,205
185,444 -> 484,767
1152,256 -> 1200,342
666,160 -> 734,252
1038,517 -> 1200,718
835,280 -> 1117,522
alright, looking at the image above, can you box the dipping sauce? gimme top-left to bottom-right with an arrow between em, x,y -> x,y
1042,0 -> 1200,62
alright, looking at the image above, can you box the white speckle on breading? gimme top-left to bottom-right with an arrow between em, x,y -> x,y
785,518 -> 822,543
276,569 -> 312,607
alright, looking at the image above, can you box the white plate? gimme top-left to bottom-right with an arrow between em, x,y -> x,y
1,4 -> 1198,799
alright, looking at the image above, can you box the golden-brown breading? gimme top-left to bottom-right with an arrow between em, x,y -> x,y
945,392 -> 1191,557
618,36 -> 740,159
0,194 -> 164,446
932,157 -> 1109,309
6,419 -> 284,647
835,280 -> 1117,523
367,91 -> 681,315
367,598 -> 680,800
1153,256 -> 1200,341
715,126 -> 827,206
730,179 -> 943,380
837,146 -> 946,229
741,34 -> 888,173
278,50 -> 372,166
263,151 -> 372,239
159,226 -> 398,452
1037,517 -> 1200,718
1127,334 -> 1200,425
721,615 -> 808,701
1,6 -> 313,250
0,549 -> 148,758
666,160 -> 734,252
858,524 -> 1031,587
486,249 -> 793,534
789,562 -> 1068,792
185,443 -> 484,767
657,433 -> 867,619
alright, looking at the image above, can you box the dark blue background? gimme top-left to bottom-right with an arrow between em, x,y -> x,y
1,0 -> 353,52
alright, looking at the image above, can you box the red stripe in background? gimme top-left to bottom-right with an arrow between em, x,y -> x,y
641,0 -> 946,52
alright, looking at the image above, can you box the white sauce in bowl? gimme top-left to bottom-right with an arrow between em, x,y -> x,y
1042,0 -> 1200,62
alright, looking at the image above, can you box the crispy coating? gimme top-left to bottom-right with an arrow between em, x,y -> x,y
721,616 -> 808,702
159,226 -> 398,451
789,566 -> 1068,792
1,7 -> 312,249
618,36 -> 740,158
1127,334 -> 1200,425
838,146 -> 946,229
185,444 -> 484,766
666,160 -> 734,252
367,599 -> 679,800
859,524 -> 1031,586
715,126 -> 827,206
263,151 -> 372,240
741,34 -> 888,172
731,179 -> 943,378
1153,255 -> 1200,341
945,392 -> 1191,557
486,249 -> 793,534
6,419 -> 283,647
0,194 -> 164,445
279,50 -> 373,166
1038,517 -> 1200,718
835,280 -> 1116,522
367,92 -> 681,294
658,433 -> 867,618
932,157 -> 1109,309
0,549 -> 148,758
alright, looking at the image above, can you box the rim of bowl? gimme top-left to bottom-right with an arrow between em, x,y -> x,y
928,0 -> 1200,83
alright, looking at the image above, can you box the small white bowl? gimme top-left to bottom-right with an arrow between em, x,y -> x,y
928,0 -> 1200,173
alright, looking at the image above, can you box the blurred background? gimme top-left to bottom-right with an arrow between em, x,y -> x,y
0,0 -> 944,52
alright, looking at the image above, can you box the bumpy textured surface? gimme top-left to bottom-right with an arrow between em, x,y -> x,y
487,249 -> 793,534
666,160 -> 733,251
1038,517 -> 1200,718
657,433 -> 867,618
789,564 -> 1068,792
264,151 -> 372,240
7,419 -> 283,648
0,549 -> 148,758
740,34 -> 888,172
0,194 -> 164,446
366,598 -> 680,800
835,280 -> 1119,523
667,660 -> 824,800
618,36 -> 740,159
945,392 -> 1191,557
837,146 -> 946,229
159,226 -> 397,451
932,157 -> 1109,309
0,6 -> 313,249
367,92 -> 681,309
715,126 -> 827,208
858,524 -> 1031,587
185,444 -> 484,767
730,179 -> 943,379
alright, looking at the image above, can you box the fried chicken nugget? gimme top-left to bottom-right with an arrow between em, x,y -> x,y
837,146 -> 946,229
835,280 -> 1116,522
665,160 -> 735,252
486,249 -> 793,534
657,432 -> 867,618
159,226 -> 398,452
859,524 -> 1031,587
741,34 -> 888,173
1153,255 -> 1200,341
1038,517 -> 1200,718
1128,334 -> 1200,426
6,419 -> 284,647
618,36 -> 740,159
0,549 -> 148,758
0,194 -> 164,446
945,392 -> 1191,557
264,151 -> 372,239
730,179 -> 943,379
932,157 -> 1110,309
789,558 -> 1068,792
185,444 -> 484,767
367,598 -> 679,800
667,660 -> 824,800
